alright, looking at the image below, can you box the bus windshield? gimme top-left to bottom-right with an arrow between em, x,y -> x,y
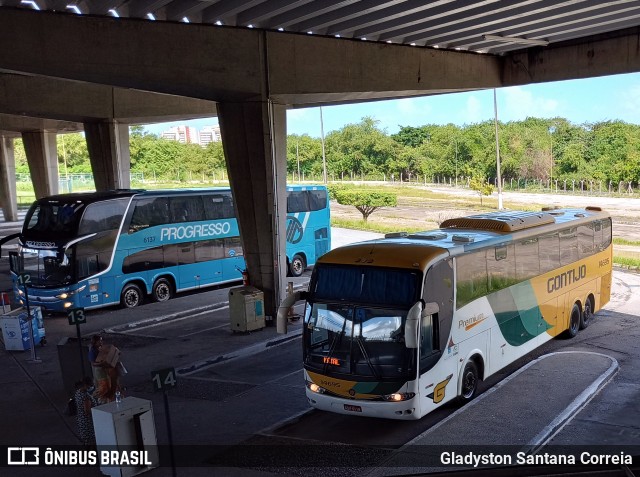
304,303 -> 413,380
19,247 -> 74,287
305,265 -> 420,380
25,201 -> 85,238
311,264 -> 419,306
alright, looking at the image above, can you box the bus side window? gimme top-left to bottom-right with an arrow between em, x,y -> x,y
594,220 -> 611,251
515,238 -> 539,281
307,190 -> 328,211
539,233 -> 560,273
578,223 -> 594,258
559,227 -> 578,265
204,194 -> 235,220
287,191 -> 308,213
169,196 -> 205,223
129,198 -> 169,233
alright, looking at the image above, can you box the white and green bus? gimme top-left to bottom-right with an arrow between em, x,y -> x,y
278,207 -> 612,419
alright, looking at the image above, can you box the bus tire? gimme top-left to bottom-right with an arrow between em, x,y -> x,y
460,360 -> 479,402
152,278 -> 173,303
565,303 -> 581,338
580,297 -> 593,330
121,283 -> 143,309
289,254 -> 306,277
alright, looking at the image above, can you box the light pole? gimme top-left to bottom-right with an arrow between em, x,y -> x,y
454,138 -> 458,187
549,125 -> 556,190
320,106 -> 327,184
493,89 -> 503,210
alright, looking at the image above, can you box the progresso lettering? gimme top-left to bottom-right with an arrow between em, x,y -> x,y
547,265 -> 587,293
160,222 -> 232,241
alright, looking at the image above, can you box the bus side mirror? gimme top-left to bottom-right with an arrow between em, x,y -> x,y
276,291 -> 308,334
405,301 -> 422,349
423,302 -> 439,316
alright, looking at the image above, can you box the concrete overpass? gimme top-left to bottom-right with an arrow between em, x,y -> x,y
2,1 -> 640,317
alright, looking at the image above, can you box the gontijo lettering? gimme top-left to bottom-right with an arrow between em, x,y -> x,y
547,264 -> 587,293
160,222 -> 231,241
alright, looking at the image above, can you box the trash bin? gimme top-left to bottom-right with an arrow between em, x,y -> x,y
0,306 -> 44,351
229,286 -> 265,332
92,397 -> 158,477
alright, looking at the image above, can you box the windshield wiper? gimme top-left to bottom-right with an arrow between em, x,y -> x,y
324,316 -> 347,374
355,336 -> 380,380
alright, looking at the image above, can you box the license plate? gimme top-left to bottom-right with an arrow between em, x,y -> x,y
344,404 -> 362,412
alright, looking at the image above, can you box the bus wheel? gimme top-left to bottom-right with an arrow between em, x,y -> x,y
460,360 -> 479,402
121,283 -> 143,309
152,278 -> 173,303
289,254 -> 306,277
580,299 -> 593,330
565,304 -> 581,338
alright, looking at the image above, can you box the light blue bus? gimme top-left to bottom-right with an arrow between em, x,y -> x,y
7,185 -> 330,311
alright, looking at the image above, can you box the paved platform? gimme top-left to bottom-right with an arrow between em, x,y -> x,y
373,351 -> 619,474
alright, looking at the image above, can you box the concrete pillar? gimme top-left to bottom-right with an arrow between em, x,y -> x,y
0,137 -> 18,221
218,101 -> 288,318
22,130 -> 59,199
84,120 -> 131,191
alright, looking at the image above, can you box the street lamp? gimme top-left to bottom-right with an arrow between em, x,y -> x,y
548,125 -> 556,190
453,138 -> 458,187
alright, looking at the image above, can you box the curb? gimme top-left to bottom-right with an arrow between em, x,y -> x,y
176,329 -> 303,376
105,282 -> 310,334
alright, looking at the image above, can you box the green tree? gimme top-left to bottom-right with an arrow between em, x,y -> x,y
469,177 -> 494,206
325,117 -> 400,178
57,133 -> 90,173
334,189 -> 397,221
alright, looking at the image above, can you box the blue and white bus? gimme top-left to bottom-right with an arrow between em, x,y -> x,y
7,185 -> 330,311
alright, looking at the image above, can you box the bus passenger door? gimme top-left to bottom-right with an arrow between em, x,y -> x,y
176,243 -> 197,289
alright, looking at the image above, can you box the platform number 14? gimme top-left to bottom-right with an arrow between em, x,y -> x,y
151,368 -> 177,391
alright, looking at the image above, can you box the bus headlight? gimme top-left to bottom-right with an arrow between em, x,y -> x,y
383,392 -> 415,402
56,285 -> 86,299
307,382 -> 326,394
63,302 -> 73,308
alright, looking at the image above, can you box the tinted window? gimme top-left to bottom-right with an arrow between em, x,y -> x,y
313,265 -> 419,307
26,201 -> 84,236
129,198 -> 169,233
539,233 -> 560,273
598,218 -> 612,250
287,191 -> 308,213
122,247 -> 164,274
487,245 -> 515,293
578,223 -> 594,258
178,243 -> 195,265
559,227 -> 578,266
78,198 -> 129,235
203,193 -> 235,219
287,190 -> 328,213
195,239 -> 225,262
515,238 -> 539,281
224,237 -> 244,257
169,196 -> 205,223
308,190 -> 328,211
456,251 -> 489,309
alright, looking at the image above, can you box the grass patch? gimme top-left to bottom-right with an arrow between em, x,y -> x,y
613,256 -> 640,268
613,238 -> 640,246
331,217 -> 433,234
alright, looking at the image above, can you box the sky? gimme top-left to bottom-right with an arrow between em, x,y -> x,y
143,72 -> 640,138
